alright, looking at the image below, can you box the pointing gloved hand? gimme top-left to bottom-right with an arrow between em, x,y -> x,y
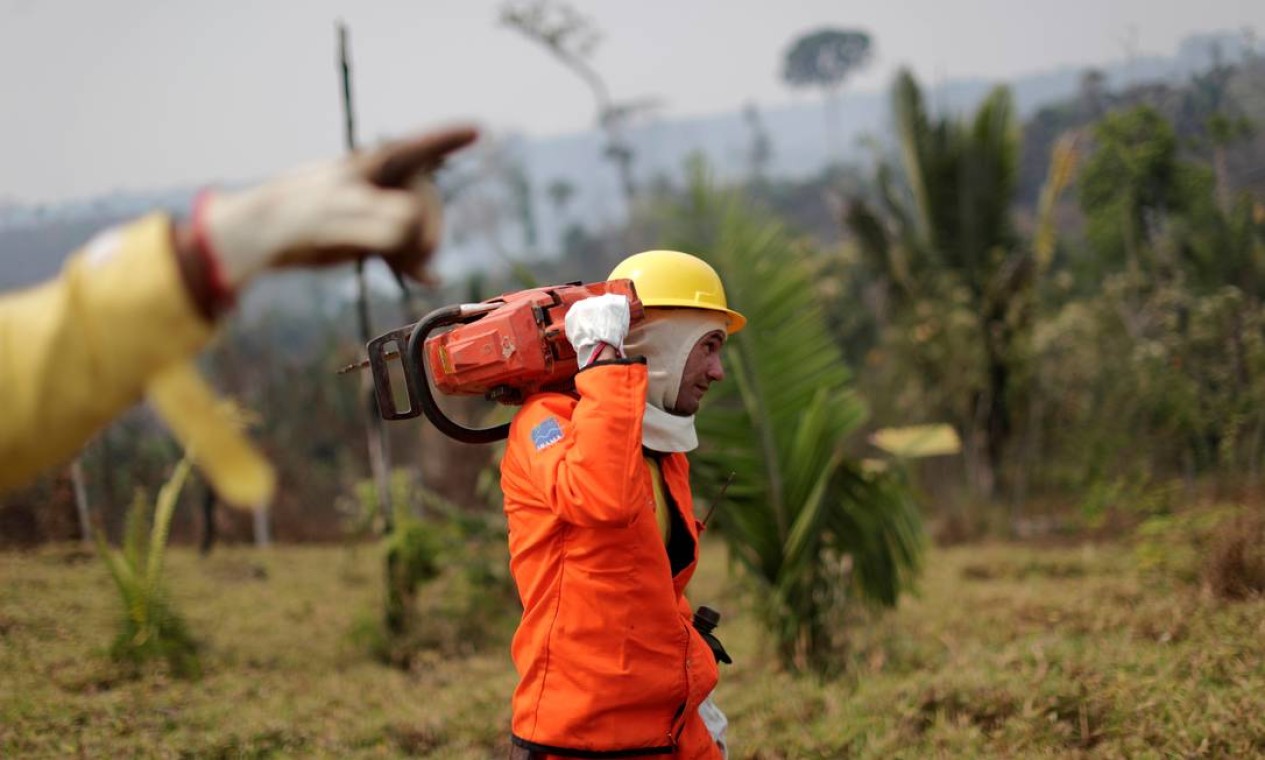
189,125 -> 478,298
564,293 -> 631,368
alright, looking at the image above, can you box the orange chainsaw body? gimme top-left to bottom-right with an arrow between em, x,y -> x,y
366,279 -> 643,438
426,279 -> 643,404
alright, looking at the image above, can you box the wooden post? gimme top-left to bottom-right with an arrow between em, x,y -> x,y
338,20 -> 395,534
70,458 -> 91,543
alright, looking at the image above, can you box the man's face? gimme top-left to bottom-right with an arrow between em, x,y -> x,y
671,329 -> 727,416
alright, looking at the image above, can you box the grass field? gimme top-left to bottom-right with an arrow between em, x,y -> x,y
2,535 -> 1263,758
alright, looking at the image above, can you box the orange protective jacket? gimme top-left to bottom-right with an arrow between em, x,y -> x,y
500,358 -> 721,759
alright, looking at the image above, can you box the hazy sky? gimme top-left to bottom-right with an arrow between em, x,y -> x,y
2,0 -> 1262,202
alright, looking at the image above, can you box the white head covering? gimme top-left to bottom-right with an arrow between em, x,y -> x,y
624,309 -> 729,452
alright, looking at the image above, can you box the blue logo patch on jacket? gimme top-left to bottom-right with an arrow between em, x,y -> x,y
531,417 -> 564,451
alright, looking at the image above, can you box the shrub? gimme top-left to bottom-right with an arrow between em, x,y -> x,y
1204,510 -> 1265,600
1133,504 -> 1265,599
351,471 -> 516,667
94,457 -> 201,679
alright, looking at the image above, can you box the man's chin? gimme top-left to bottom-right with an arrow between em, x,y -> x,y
669,399 -> 701,416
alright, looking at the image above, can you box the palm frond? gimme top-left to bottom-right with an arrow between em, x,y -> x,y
893,68 -> 933,249
1035,134 -> 1080,276
122,488 -> 149,572
146,457 -> 192,592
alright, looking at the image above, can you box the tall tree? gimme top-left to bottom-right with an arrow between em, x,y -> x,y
846,70 -> 1074,499
1081,106 -> 1184,278
1079,106 -> 1225,284
1082,105 -> 1263,297
782,28 -> 873,159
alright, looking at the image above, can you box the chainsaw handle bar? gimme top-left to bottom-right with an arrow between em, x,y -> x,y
366,302 -> 505,442
405,303 -> 510,444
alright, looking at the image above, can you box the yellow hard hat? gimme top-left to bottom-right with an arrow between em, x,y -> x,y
608,250 -> 746,334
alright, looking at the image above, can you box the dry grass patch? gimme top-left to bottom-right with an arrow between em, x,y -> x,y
2,534 -> 1264,757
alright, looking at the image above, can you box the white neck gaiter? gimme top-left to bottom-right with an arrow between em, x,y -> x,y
623,309 -> 729,453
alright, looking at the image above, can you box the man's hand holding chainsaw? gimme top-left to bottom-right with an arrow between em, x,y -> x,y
564,293 -> 631,367
0,125 -> 477,496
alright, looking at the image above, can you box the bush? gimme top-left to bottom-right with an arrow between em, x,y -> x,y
384,517 -> 443,640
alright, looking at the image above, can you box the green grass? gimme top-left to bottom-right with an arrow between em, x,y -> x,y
2,538 -> 1262,758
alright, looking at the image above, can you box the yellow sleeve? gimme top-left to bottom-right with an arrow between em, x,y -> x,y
0,214 -> 214,492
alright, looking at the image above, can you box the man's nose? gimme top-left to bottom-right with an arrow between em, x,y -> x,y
708,355 -> 725,382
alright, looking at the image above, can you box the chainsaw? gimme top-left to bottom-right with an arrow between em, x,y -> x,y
361,280 -> 644,443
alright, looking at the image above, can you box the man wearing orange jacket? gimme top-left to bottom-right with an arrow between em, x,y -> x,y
500,250 -> 745,759
0,126 -> 477,503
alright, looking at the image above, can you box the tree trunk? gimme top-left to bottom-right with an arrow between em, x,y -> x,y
986,355 -> 1010,497
969,395 -> 995,500
978,314 -> 1013,508
822,86 -> 842,163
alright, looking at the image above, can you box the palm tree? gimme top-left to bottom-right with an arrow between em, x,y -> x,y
668,167 -> 923,674
845,70 -> 1035,498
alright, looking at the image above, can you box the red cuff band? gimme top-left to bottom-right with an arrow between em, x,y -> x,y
582,341 -> 625,369
190,190 -> 235,310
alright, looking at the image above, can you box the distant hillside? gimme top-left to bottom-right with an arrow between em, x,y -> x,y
1,29 -> 1255,296
0,191 -> 194,292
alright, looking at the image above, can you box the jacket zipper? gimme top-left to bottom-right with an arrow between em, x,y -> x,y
669,618 -> 693,743
667,700 -> 686,748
